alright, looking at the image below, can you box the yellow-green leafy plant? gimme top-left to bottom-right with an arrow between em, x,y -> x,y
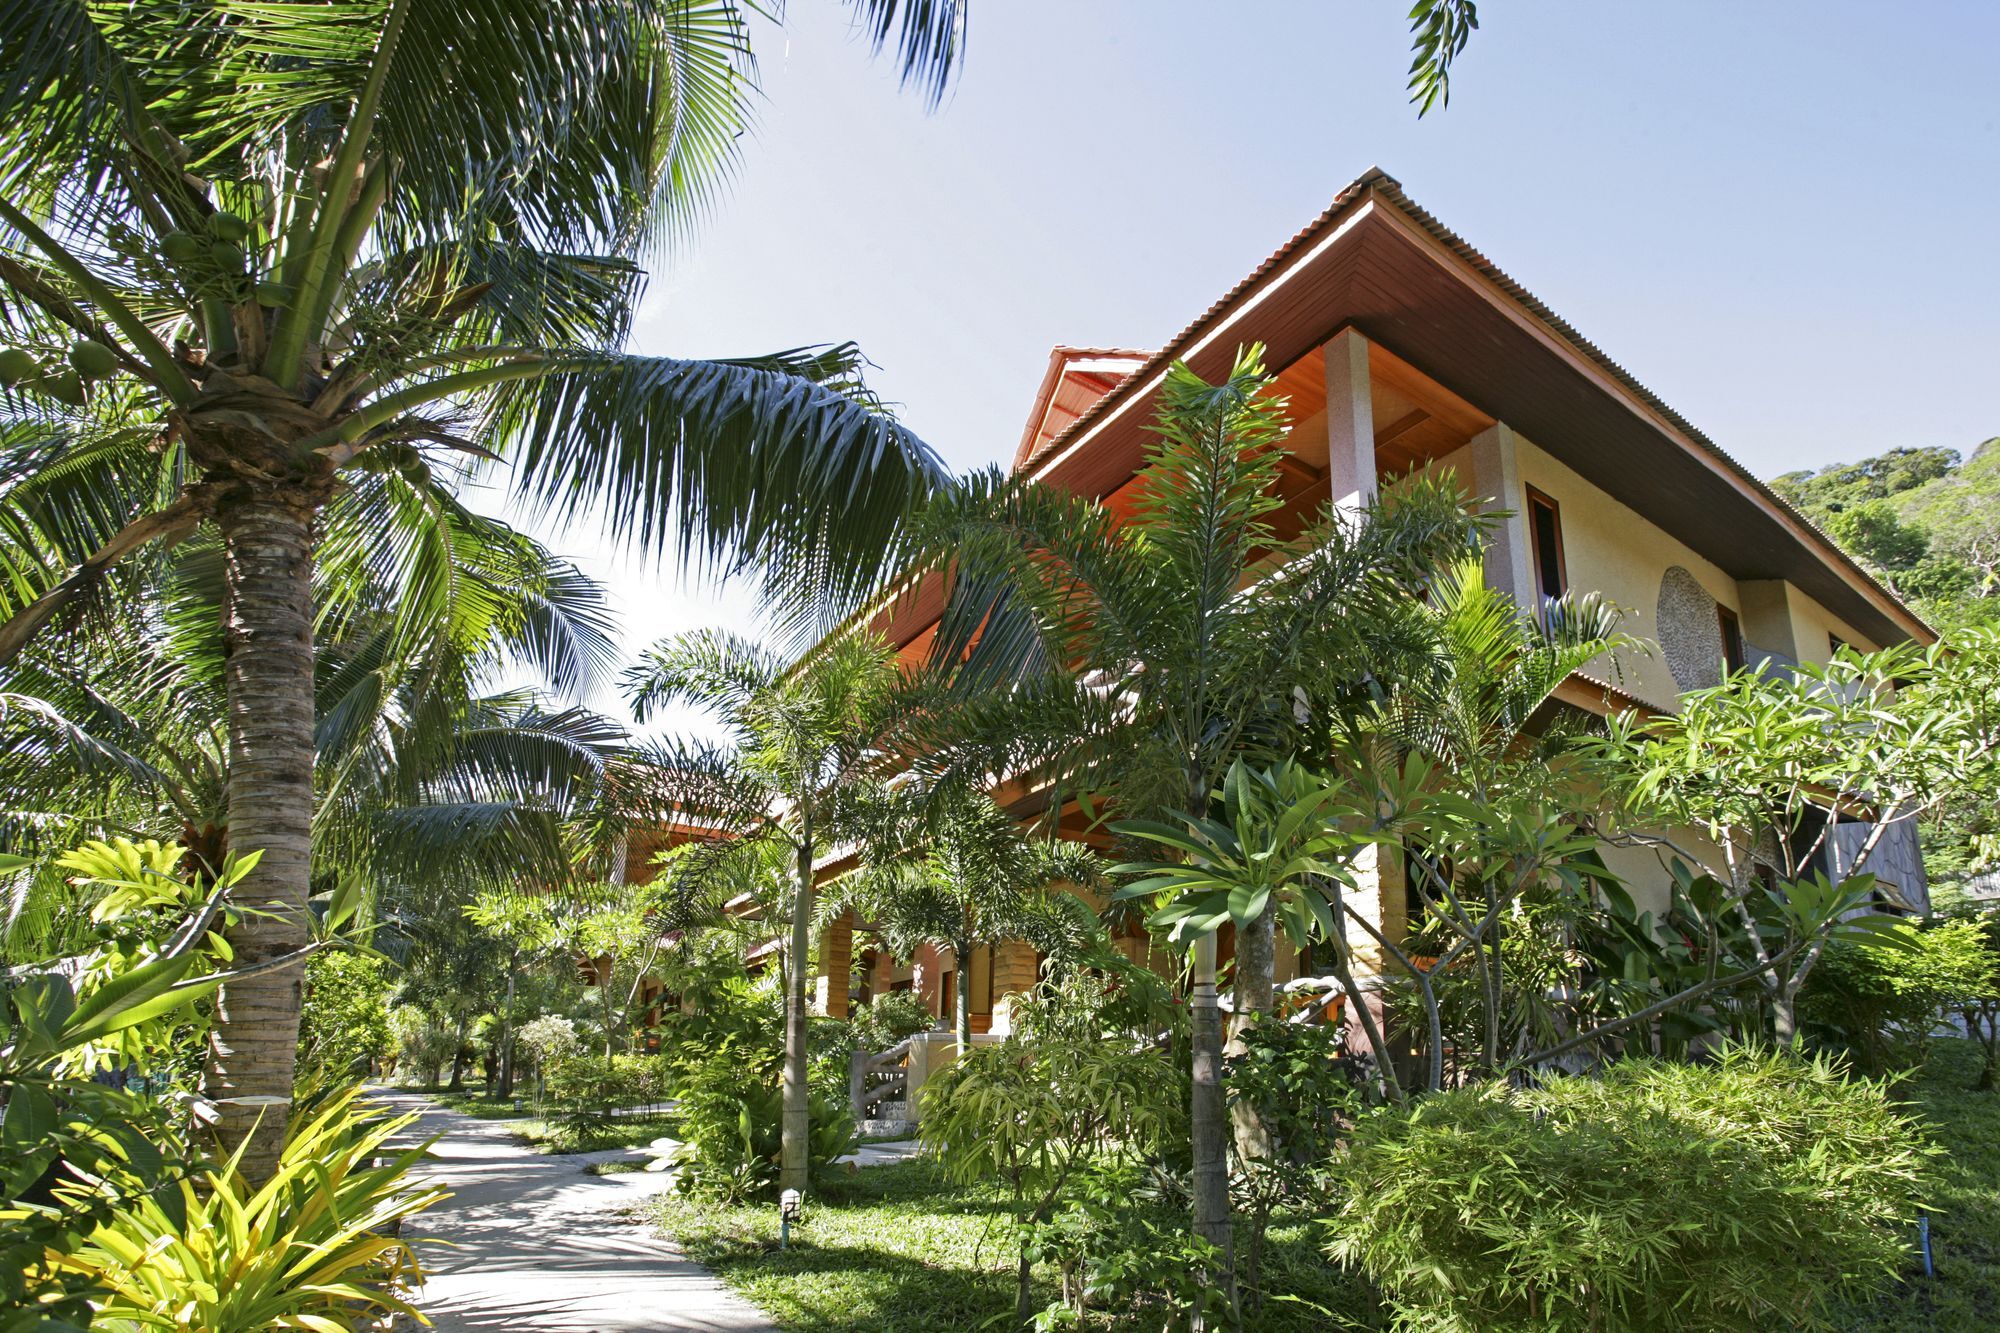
1326,1048 -> 1933,1332
44,1086 -> 446,1331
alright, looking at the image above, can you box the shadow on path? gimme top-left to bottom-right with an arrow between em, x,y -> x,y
381,1091 -> 772,1332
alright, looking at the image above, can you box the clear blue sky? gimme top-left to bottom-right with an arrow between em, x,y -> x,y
498,0 -> 2000,717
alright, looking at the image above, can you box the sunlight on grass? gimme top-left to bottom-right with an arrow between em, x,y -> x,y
1836,1040 -> 2000,1331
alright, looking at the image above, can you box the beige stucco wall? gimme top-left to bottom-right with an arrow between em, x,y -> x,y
1509,436 -> 1875,704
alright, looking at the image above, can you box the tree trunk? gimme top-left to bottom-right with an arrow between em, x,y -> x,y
781,835 -> 815,1196
1228,902 -> 1277,1165
1189,931 -> 1234,1296
954,937 -> 974,1055
1773,987 -> 1800,1048
201,489 -> 319,1181
496,953 -> 519,1098
448,1013 -> 470,1091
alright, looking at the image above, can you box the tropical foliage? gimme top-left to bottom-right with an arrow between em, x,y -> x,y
0,0 -> 961,1173
905,344 -> 1483,1272
1327,1050 -> 1932,1333
830,789 -> 1103,1049
623,628 -> 904,1195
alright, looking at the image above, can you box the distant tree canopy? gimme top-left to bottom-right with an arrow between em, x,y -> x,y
1773,440 -> 2000,628
1773,439 -> 2000,891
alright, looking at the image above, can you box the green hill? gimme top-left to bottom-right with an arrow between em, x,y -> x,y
1772,439 -> 2000,628
1772,439 -> 1999,892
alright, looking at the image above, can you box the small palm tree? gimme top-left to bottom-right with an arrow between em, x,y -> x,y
0,0 -> 963,1170
1377,557 -> 1633,783
904,346 -> 1485,1273
833,789 -> 1101,1051
623,628 -> 901,1196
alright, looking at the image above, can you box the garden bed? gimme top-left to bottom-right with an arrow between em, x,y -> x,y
659,1042 -> 2000,1332
656,1158 -> 1374,1331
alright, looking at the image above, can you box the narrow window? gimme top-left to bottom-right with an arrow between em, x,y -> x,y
1828,632 -> 1847,659
1717,605 -> 1746,675
1526,486 -> 1567,603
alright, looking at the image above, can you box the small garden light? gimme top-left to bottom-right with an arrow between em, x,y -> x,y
779,1188 -> 802,1250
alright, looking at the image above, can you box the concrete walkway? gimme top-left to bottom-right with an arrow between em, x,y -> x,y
381,1092 -> 773,1332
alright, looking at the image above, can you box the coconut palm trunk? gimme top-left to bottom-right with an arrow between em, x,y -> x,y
202,490 -> 321,1170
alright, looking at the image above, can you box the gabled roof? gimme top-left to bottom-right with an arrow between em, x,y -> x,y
1012,347 -> 1149,470
1017,167 -> 1931,648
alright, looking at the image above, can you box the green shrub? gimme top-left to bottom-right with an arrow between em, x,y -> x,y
1327,1048 -> 1932,1332
849,990 -> 937,1052
387,1004 -> 457,1087
668,1038 -> 855,1202
41,1086 -> 444,1331
921,974 -> 1185,1325
297,950 -> 393,1078
544,1051 -> 670,1109
1804,920 -> 1994,1073
1225,1017 -> 1363,1312
1023,1162 -> 1232,1331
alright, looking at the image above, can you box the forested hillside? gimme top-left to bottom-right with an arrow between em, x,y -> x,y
1773,440 -> 2000,894
1773,440 -> 2000,631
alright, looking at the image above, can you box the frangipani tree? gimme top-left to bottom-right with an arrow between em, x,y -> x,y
0,0 -> 963,1170
1606,632 -> 2000,1043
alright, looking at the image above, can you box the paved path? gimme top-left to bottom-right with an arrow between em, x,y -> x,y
381,1092 -> 773,1332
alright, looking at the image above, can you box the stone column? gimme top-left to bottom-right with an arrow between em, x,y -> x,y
1324,328 -> 1377,519
913,942 -> 943,1021
985,940 -> 1040,1036
814,911 -> 853,1019
1343,842 -> 1410,976
1467,422 -> 1532,606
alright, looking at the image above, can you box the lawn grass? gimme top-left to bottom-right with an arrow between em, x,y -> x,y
514,1110 -> 680,1155
586,1157 -> 650,1176
425,1089 -> 532,1120
657,1158 -> 1375,1331
1835,1039 -> 2000,1332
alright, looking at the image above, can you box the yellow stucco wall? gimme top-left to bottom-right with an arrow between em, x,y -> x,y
1510,436 -> 1875,704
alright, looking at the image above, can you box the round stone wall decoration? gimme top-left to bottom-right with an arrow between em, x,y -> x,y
1657,565 -> 1723,693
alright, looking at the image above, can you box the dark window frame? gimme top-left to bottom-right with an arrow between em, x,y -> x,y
1525,485 -> 1567,605
1717,604 -> 1746,675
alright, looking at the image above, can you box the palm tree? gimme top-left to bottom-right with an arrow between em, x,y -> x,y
831,789 -> 1101,1051
623,628 -> 901,1196
0,0 -> 963,1170
904,347 -> 1484,1276
0,510 -> 618,886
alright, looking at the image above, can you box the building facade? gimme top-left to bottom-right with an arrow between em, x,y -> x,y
761,170 -> 1936,1039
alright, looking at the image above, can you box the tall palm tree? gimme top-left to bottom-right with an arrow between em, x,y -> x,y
831,788 -> 1101,1051
623,627 -> 900,1196
0,0 -> 963,1170
904,347 -> 1484,1278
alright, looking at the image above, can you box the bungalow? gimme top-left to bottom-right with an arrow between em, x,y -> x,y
664,168 -> 1935,1047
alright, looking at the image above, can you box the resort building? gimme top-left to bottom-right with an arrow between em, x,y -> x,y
672,169 -> 1936,1045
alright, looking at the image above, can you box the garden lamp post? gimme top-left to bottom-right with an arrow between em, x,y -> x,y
780,1188 -> 803,1251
